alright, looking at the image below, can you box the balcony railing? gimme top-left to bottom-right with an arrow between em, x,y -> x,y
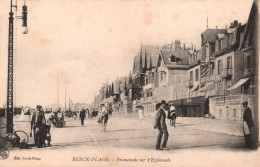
220,68 -> 232,78
200,75 -> 216,84
143,83 -> 154,90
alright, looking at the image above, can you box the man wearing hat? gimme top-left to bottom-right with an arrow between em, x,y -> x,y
154,100 -> 169,150
31,105 -> 46,147
242,101 -> 254,149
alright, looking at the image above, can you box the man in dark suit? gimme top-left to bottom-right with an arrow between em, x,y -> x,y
80,108 -> 86,126
31,105 -> 46,148
154,100 -> 169,150
242,101 -> 254,149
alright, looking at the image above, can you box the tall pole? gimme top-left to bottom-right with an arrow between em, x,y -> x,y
65,86 -> 67,112
7,0 -> 14,133
69,94 -> 70,111
57,73 -> 59,109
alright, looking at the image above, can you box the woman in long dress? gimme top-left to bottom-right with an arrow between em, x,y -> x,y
137,106 -> 144,120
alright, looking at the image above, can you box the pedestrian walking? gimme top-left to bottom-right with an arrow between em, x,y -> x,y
86,108 -> 91,118
154,100 -> 169,150
30,105 -> 46,148
108,107 -> 113,117
98,104 -> 109,132
242,101 -> 254,149
168,104 -> 177,127
80,108 -> 86,125
137,106 -> 144,120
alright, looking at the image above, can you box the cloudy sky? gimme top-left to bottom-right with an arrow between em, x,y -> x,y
0,0 -> 253,108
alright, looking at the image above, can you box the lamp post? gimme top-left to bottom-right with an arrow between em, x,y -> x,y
6,0 -> 28,133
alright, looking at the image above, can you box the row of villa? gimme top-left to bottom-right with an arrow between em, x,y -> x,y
93,2 -> 257,121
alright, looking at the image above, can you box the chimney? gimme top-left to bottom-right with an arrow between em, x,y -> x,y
233,20 -> 238,27
175,40 -> 181,50
230,20 -> 239,28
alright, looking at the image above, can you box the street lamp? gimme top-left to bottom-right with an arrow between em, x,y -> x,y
22,4 -> 28,34
6,0 -> 28,133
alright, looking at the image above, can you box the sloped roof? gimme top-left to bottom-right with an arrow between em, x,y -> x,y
151,55 -> 159,68
160,49 -> 189,66
239,1 -> 256,50
133,53 -> 141,74
201,29 -> 226,43
133,45 -> 161,73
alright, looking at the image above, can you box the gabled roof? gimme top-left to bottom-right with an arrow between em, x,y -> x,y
201,29 -> 226,43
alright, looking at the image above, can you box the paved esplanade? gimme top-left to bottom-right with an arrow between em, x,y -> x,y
10,112 -> 244,151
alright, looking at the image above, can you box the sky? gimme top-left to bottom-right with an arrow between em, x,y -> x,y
0,0 -> 254,108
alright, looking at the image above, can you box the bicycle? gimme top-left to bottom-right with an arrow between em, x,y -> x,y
0,126 -> 29,149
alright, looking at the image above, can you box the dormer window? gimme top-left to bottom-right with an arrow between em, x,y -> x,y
171,55 -> 176,62
218,39 -> 221,50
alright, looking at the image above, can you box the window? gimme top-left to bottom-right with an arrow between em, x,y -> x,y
243,83 -> 249,94
160,73 -> 163,82
227,56 -> 232,69
226,80 -> 231,96
219,109 -> 222,117
233,109 -> 236,118
211,44 -> 215,55
190,71 -> 193,81
217,81 -> 222,96
217,60 -> 222,74
170,56 -> 176,62
245,55 -> 251,69
163,72 -> 166,82
195,69 -> 199,81
210,63 -> 215,75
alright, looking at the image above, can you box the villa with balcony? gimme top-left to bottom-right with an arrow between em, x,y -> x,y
209,17 -> 257,120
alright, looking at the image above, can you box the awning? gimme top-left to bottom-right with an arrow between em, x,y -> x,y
226,77 -> 250,90
190,82 -> 199,91
198,82 -> 214,92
